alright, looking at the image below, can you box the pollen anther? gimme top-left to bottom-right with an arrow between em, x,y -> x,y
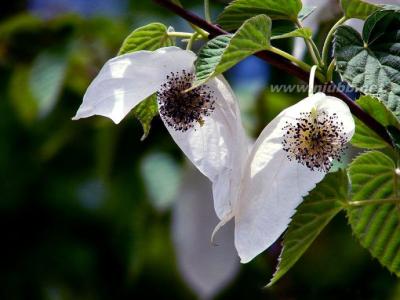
157,70 -> 216,131
282,109 -> 347,172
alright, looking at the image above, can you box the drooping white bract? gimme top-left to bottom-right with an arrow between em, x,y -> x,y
232,92 -> 355,263
73,46 -> 249,225
172,165 -> 239,300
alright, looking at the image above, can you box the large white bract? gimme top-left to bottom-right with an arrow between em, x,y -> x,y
73,46 -> 355,263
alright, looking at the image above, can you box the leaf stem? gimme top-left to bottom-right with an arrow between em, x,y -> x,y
167,31 -> 195,38
270,46 -> 325,81
326,58 -> 336,82
186,32 -> 200,50
204,0 -> 211,22
152,0 -> 393,146
322,16 -> 347,68
295,19 -> 323,67
192,25 -> 209,38
347,198 -> 400,207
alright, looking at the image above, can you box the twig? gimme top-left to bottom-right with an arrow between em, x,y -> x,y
153,0 -> 393,145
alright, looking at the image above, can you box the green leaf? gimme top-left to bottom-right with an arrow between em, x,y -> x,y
271,27 -> 312,40
351,96 -> 400,149
118,23 -> 173,55
347,151 -> 400,276
340,0 -> 381,19
217,0 -> 302,31
268,171 -> 347,287
194,14 -> 271,87
30,47 -> 69,118
132,94 -> 158,140
334,10 -> 400,119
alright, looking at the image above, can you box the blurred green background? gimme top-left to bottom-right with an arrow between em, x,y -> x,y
1,0 -> 399,299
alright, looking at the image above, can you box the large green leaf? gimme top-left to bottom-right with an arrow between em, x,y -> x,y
340,0 -> 381,19
217,0 -> 302,31
194,14 -> 271,87
347,151 -> 400,276
132,95 -> 159,141
352,96 -> 400,149
118,23 -> 173,55
334,10 -> 400,118
268,171 -> 347,287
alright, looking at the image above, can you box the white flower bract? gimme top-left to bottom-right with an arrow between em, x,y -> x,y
73,46 -> 355,264
233,92 -> 355,263
73,46 -> 248,223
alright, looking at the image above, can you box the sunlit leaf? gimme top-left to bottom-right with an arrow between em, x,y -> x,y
194,14 -> 271,87
268,171 -> 347,287
118,23 -> 173,54
217,0 -> 302,31
347,151 -> 400,276
30,48 -> 69,118
340,0 -> 381,19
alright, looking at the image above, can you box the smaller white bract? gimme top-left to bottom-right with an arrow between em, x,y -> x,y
230,91 -> 355,262
73,46 -> 355,263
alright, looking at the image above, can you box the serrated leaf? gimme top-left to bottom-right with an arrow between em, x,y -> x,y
271,27 -> 312,40
217,0 -> 302,31
347,151 -> 400,276
118,23 -> 173,55
132,94 -> 158,140
194,14 -> 271,87
340,0 -> 381,19
352,96 -> 400,149
334,10 -> 400,119
268,171 -> 347,287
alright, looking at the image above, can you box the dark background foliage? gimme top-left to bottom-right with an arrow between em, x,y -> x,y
0,0 -> 398,299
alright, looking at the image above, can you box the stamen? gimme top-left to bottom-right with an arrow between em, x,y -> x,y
157,70 -> 216,131
282,110 -> 347,172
